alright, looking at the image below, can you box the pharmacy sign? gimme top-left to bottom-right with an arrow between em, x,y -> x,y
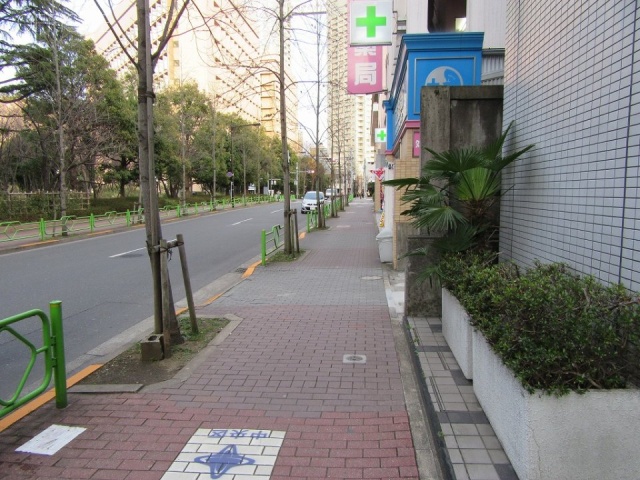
349,1 -> 392,46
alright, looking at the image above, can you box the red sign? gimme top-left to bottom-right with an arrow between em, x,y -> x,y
413,131 -> 420,157
371,168 -> 385,181
348,46 -> 383,94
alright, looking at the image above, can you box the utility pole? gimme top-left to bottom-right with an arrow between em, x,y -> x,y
180,111 -> 186,208
230,122 -> 259,205
313,9 -> 325,228
212,110 -> 216,202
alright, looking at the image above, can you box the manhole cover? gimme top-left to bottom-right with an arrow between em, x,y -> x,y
343,354 -> 366,364
361,276 -> 382,281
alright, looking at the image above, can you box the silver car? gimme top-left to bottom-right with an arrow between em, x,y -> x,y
301,191 -> 324,213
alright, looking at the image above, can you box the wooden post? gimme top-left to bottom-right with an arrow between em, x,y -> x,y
291,209 -> 300,253
176,234 -> 198,334
159,238 -> 172,358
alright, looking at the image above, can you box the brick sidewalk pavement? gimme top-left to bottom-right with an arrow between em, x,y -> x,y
0,199 -> 444,480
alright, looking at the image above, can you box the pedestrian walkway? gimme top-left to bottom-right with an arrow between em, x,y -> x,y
383,268 -> 518,480
0,198 -> 517,480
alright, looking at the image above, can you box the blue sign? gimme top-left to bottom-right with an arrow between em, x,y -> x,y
422,62 -> 469,86
385,32 -> 484,151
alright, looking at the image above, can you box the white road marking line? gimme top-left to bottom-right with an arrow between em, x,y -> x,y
109,247 -> 146,258
231,218 -> 253,225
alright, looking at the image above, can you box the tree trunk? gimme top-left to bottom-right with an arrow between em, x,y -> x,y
279,0 -> 292,254
137,0 -> 164,336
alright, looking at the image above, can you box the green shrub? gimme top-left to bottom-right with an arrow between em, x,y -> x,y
2,195 -> 193,222
441,253 -> 640,395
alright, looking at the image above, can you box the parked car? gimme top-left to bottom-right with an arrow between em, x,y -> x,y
301,191 -> 325,214
325,188 -> 339,200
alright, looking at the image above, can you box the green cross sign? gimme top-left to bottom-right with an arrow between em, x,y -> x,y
349,1 -> 392,46
356,6 -> 387,38
375,128 -> 387,143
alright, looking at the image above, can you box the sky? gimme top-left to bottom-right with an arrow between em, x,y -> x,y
70,0 -> 108,35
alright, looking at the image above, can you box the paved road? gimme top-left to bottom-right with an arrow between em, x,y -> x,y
0,201 -> 299,401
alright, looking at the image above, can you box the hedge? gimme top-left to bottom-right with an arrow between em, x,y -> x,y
438,252 -> 640,395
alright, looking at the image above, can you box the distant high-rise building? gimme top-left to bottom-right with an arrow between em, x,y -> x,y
326,0 -> 374,196
88,0 -> 300,144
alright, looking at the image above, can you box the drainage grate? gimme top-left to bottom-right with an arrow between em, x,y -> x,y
235,267 -> 247,274
343,354 -> 367,364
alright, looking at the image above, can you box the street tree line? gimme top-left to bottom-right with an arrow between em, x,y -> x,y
0,33 -> 292,200
0,0 -> 330,351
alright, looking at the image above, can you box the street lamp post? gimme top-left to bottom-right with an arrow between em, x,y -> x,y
243,144 -> 247,200
230,122 -> 260,205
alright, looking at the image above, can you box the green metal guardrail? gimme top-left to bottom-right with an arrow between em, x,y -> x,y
0,301 -> 67,417
0,220 -> 43,243
306,209 -> 319,232
261,209 -> 299,265
0,195 -> 281,245
305,200 -> 334,232
261,224 -> 283,265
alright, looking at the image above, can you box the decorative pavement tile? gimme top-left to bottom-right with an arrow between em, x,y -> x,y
163,428 -> 285,480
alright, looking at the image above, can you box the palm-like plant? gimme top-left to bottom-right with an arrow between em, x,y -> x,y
384,122 -> 534,255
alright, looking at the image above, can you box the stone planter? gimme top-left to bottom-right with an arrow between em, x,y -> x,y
441,288 -> 473,379
472,328 -> 640,480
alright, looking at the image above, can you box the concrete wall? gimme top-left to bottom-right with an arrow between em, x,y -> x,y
473,328 -> 640,480
401,86 -> 503,316
421,86 -> 504,165
501,0 -> 640,291
391,128 -> 421,270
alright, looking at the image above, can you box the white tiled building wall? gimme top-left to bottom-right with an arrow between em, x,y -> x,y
500,0 -> 640,291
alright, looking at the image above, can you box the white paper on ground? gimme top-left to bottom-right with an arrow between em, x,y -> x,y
16,424 -> 86,455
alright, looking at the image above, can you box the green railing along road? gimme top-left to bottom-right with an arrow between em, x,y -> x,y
261,225 -> 283,265
0,195 -> 281,245
0,301 -> 67,417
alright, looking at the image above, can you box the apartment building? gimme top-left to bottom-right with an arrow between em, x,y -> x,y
88,0 -> 300,144
327,0 -> 375,195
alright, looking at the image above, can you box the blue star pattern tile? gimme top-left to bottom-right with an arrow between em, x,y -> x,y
163,428 -> 286,479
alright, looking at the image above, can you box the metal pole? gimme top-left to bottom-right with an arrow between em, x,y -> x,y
50,300 -> 67,409
212,103 -> 217,204
230,130 -> 234,208
181,114 -> 186,208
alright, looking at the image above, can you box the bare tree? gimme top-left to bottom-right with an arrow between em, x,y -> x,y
292,1 -> 330,225
246,0 -> 333,251
92,0 -> 190,343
